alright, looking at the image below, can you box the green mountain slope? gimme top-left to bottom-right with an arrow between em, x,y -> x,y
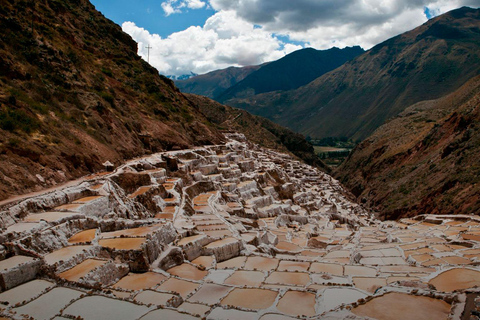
337,75 -> 480,219
217,46 -> 364,102
175,65 -> 263,99
228,7 -> 480,142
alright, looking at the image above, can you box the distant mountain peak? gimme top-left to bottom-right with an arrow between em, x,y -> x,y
167,72 -> 198,81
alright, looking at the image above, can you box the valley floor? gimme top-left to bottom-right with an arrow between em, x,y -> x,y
0,133 -> 478,319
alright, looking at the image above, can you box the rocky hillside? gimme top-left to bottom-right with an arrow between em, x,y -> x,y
217,46 -> 364,103
337,75 -> 480,219
175,64 -> 263,99
0,0 -> 323,200
228,7 -> 480,141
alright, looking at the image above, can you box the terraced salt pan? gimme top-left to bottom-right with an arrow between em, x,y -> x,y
44,245 -> 93,265
101,224 -> 165,238
259,313 -> 297,320
112,272 -> 167,291
429,268 -> 480,292
0,279 -> 54,306
0,255 -> 35,270
352,277 -> 387,293
14,287 -> 83,320
244,256 -> 279,271
352,292 -> 451,320
64,295 -> 149,320
73,196 -> 105,203
318,288 -> 368,313
207,307 -> 257,320
221,288 -> 278,310
192,255 -> 215,268
140,308 -> 198,320
58,259 -> 107,282
133,290 -> 177,306
265,271 -> 310,286
216,256 -> 246,269
224,270 -> 266,286
178,301 -> 211,317
99,238 -> 145,250
167,263 -> 208,281
276,290 -> 317,317
157,278 -> 200,298
5,222 -> 42,234
310,262 -> 343,276
187,283 -> 232,305
205,269 -> 234,284
68,229 -> 97,244
24,211 -> 83,223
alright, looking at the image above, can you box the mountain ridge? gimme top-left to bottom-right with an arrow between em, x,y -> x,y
337,74 -> 480,219
0,0 -> 323,200
225,6 -> 480,141
217,46 -> 365,102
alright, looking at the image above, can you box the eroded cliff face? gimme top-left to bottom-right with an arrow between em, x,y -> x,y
0,133 -> 478,319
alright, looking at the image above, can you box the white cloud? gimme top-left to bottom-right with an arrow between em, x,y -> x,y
161,0 -> 206,16
122,11 -> 302,76
124,0 -> 479,76
207,0 -> 480,49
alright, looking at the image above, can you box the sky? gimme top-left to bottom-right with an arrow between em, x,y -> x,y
90,0 -> 480,77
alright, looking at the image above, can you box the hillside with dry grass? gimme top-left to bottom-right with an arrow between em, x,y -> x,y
0,0 -> 323,200
337,75 -> 480,219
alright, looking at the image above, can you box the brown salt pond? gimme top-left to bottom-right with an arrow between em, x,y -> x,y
101,224 -> 164,238
133,290 -> 177,306
216,256 -> 246,269
192,255 -> 215,269
203,229 -> 233,238
352,292 -> 451,320
177,234 -> 206,247
276,290 -> 317,317
54,203 -> 84,211
112,272 -> 167,291
276,241 -> 302,252
244,256 -> 279,271
167,263 -> 208,281
224,270 -> 266,286
24,211 -> 82,223
73,195 -> 105,203
277,260 -> 310,272
99,238 -> 145,250
265,271 -> 310,286
344,265 -> 377,276
187,283 -> 232,305
128,186 -> 152,198
352,277 -> 387,293
309,262 -> 343,276
157,278 -> 200,298
68,229 -> 97,244
429,268 -> 480,292
221,288 -> 278,310
5,222 -> 42,234
43,245 -> 93,265
178,302 -> 211,317
58,259 -> 107,282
